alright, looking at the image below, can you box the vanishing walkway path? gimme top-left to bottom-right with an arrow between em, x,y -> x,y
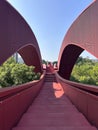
13,73 -> 96,130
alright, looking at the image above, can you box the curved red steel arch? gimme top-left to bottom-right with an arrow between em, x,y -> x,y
0,0 -> 42,73
58,0 -> 98,79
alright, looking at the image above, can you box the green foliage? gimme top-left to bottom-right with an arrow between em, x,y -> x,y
0,57 -> 41,88
70,57 -> 98,86
52,61 -> 58,66
42,59 -> 47,65
0,57 -> 15,87
42,59 -> 58,66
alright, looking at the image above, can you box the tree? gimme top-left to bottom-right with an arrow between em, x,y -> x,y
70,57 -> 98,86
0,57 -> 41,88
42,59 -> 47,65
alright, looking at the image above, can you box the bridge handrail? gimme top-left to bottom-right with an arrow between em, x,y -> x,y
0,71 -> 46,130
55,71 -> 98,128
55,72 -> 98,95
0,71 -> 45,101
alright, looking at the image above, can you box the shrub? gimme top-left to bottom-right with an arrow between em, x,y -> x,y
0,57 -> 41,87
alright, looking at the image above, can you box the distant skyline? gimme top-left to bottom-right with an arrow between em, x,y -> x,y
7,0 -> 97,61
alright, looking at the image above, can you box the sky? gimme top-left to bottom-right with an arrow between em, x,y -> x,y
7,0 -> 96,61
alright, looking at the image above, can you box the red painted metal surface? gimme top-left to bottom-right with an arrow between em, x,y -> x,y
0,1 -> 44,129
0,0 -> 42,73
58,0 -> 98,79
0,72 -> 45,130
55,72 -> 98,128
12,73 -> 96,130
0,0 -> 98,129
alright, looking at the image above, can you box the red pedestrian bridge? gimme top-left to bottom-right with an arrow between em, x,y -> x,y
0,70 -> 98,130
0,0 -> 98,130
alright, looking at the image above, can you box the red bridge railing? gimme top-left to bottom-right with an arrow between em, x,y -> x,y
0,70 -> 98,129
55,72 -> 98,128
0,72 -> 45,130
